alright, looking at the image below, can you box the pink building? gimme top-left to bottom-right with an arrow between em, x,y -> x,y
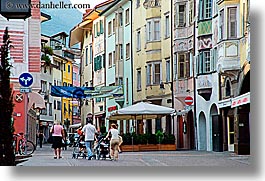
72,61 -> 81,125
0,0 -> 46,143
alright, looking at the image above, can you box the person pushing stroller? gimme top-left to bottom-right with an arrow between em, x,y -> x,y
81,116 -> 98,160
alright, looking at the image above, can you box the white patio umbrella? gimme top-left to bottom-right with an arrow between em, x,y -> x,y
108,101 -> 176,120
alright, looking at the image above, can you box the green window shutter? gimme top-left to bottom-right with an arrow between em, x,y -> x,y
99,56 -> 102,70
100,20 -> 104,34
94,57 -> 97,71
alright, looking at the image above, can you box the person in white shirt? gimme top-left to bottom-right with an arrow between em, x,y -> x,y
105,123 -> 120,161
82,117 -> 97,160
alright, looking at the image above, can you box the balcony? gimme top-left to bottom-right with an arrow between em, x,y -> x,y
217,39 -> 240,73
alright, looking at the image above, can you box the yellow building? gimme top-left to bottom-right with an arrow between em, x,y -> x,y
62,57 -> 73,127
132,0 -> 173,134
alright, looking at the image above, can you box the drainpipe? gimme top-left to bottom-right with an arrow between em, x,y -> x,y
170,0 -> 176,144
192,0 -> 198,150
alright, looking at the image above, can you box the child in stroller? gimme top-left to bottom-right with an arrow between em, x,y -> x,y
72,135 -> 87,159
94,134 -> 111,160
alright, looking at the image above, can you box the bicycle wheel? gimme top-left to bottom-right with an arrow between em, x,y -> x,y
25,140 -> 36,155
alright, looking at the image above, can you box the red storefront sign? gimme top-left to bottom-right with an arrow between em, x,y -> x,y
231,92 -> 250,108
108,106 -> 117,112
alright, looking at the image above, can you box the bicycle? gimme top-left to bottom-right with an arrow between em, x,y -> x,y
13,132 -> 36,156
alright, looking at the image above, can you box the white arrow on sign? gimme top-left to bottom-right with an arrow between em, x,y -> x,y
20,77 -> 32,86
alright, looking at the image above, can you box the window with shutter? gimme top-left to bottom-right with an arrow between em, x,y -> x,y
178,54 -> 185,78
178,5 -> 186,27
228,7 -> 237,38
100,20 -> 104,34
186,53 -> 190,78
219,9 -> 224,40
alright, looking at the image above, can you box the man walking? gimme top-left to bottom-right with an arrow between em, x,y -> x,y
38,130 -> 44,148
82,115 -> 97,160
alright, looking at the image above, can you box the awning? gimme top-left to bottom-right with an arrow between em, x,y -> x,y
27,92 -> 46,112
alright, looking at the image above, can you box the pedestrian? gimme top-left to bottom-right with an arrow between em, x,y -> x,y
62,126 -> 68,150
81,116 -> 98,160
105,123 -> 120,161
115,123 -> 123,153
50,120 -> 66,159
38,130 -> 44,148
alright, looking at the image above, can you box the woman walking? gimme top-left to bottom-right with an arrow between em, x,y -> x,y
50,120 -> 65,159
105,123 -> 120,161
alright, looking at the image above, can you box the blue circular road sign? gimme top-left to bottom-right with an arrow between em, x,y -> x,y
19,72 -> 33,87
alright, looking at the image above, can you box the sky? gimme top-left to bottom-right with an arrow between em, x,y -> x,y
70,0 -> 106,13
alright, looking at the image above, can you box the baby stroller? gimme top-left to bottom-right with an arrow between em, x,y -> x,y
72,135 -> 87,159
94,136 -> 111,160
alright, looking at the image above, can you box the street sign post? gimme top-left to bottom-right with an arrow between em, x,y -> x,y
184,96 -> 193,106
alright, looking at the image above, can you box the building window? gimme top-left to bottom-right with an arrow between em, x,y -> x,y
125,8 -> 130,25
136,0 -> 140,8
166,59 -> 170,82
178,53 -> 190,78
146,62 -> 161,85
146,64 -> 152,86
225,79 -> 231,97
154,20 -> 160,40
73,72 -> 77,80
136,29 -> 141,51
54,100 -> 56,109
85,47 -> 88,65
146,18 -> 161,42
100,20 -> 104,34
49,103 -> 52,116
219,9 -> 224,40
108,52 -> 112,67
57,101 -> 61,110
113,51 -> 116,65
119,44 -> 123,60
113,18 -> 116,34
165,14 -> 170,38
126,43 -> 130,59
178,4 -> 186,27
119,12 -> 123,27
197,50 -> 211,74
89,45 -> 93,64
137,69 -> 141,91
199,0 -> 212,20
108,21 -> 112,35
68,64 -> 71,73
228,7 -> 237,39
147,21 -> 152,41
204,0 -> 212,19
189,0 -> 194,25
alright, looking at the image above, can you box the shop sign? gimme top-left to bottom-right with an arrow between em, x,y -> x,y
108,106 -> 117,112
231,92 -> 250,108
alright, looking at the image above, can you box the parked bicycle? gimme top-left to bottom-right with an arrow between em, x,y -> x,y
13,132 -> 36,156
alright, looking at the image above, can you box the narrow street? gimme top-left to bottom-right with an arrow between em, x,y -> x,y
17,144 -> 251,167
